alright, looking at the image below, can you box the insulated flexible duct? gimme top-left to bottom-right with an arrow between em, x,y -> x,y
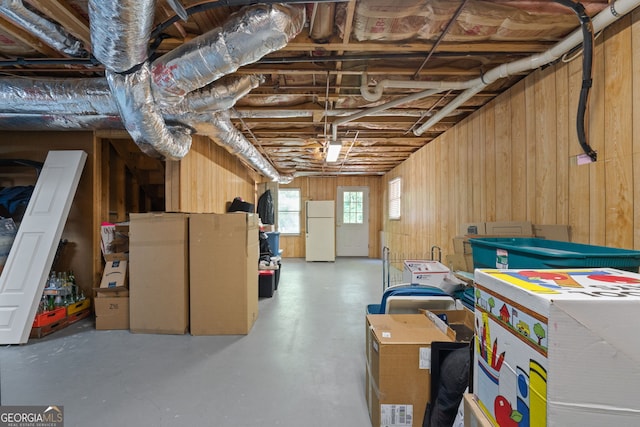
200,111 -> 294,184
0,0 -> 85,57
150,3 -> 305,106
107,64 -> 193,159
88,0 -> 155,73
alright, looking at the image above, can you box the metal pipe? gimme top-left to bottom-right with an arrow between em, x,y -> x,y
414,0 -> 640,136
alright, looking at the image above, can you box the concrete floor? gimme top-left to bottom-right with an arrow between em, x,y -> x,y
1,257 -> 383,427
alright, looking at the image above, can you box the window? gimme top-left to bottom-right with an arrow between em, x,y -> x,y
343,191 -> 364,224
388,177 -> 401,220
278,188 -> 301,234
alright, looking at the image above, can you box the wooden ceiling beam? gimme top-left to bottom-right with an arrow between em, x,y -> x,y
25,0 -> 91,50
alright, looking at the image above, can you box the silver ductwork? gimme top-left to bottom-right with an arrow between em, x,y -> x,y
150,3 -> 305,106
169,75 -> 264,115
0,77 -> 115,115
0,0 -> 85,57
90,0 -> 187,160
197,111 -> 294,184
86,0 -> 303,180
0,2 -> 304,182
107,64 -> 192,160
88,0 -> 155,73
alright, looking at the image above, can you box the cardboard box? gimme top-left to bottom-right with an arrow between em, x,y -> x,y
129,213 -> 189,334
99,253 -> 128,289
94,297 -> 129,330
189,213 -> 259,335
402,260 -> 451,286
533,224 -> 571,242
424,308 -> 475,343
463,394 -> 493,427
460,222 -> 486,236
473,268 -> 640,426
484,221 -> 533,236
95,288 -> 129,298
366,314 -> 453,427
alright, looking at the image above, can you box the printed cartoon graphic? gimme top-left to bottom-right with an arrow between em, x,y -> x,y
494,395 -> 522,427
516,321 -> 530,337
499,304 -> 510,323
529,360 -> 548,426
488,297 -> 496,314
587,274 -> 640,284
517,271 -> 581,288
516,367 -> 530,426
533,323 -> 545,345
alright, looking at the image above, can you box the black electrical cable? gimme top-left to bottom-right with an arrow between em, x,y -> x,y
554,0 -> 597,161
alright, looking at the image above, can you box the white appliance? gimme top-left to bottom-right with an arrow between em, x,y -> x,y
305,200 -> 335,261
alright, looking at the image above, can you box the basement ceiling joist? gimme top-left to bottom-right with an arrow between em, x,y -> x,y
0,0 -> 619,178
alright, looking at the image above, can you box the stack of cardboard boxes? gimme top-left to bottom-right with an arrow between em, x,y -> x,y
94,223 -> 130,330
96,212 -> 259,336
365,308 -> 474,427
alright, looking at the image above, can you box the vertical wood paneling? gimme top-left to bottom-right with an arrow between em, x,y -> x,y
494,95 -> 511,220
484,103 -> 496,221
524,76 -> 537,221
471,114 -> 483,217
381,17 -> 640,263
633,10 -> 640,250
477,108 -> 487,219
567,55 -> 591,244
279,175 -> 382,258
555,62 -> 570,224
590,29 -> 607,245
534,66 -> 557,224
167,136 -> 256,214
510,81 -> 526,220
604,17 -> 634,248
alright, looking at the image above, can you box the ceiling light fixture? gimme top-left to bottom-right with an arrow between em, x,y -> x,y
326,141 -> 342,162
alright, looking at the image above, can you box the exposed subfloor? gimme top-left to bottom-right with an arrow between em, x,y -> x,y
1,257 -> 384,427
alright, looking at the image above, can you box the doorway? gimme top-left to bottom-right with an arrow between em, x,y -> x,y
336,186 -> 369,256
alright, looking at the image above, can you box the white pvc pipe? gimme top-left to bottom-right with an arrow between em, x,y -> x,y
413,0 -> 640,136
360,73 -> 474,102
332,88 -> 442,140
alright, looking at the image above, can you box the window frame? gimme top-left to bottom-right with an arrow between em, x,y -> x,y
388,177 -> 401,220
342,190 -> 364,224
277,188 -> 301,235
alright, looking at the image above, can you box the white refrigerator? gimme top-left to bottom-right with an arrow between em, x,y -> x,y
305,200 -> 335,261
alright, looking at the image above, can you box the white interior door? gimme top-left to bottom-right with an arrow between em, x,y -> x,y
336,186 -> 369,256
0,150 -> 86,344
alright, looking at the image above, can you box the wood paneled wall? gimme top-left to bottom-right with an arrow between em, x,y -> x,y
382,12 -> 640,262
166,135 -> 258,213
0,132 -> 99,297
279,175 -> 383,258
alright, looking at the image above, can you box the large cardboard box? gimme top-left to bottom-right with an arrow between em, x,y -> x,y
129,213 -> 189,334
189,213 -> 259,335
366,314 -> 453,427
484,221 -> 533,236
94,297 -> 129,330
533,224 -> 571,242
473,268 -> 640,426
99,253 -> 128,289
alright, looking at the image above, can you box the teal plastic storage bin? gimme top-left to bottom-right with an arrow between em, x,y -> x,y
469,237 -> 640,272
